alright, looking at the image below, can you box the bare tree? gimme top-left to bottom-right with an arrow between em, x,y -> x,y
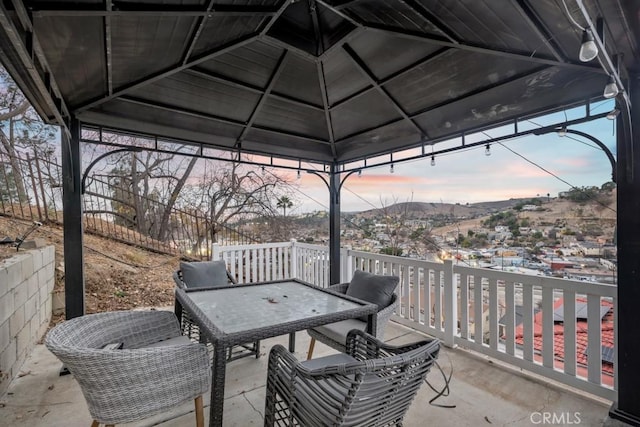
0,66 -> 57,202
179,161 -> 293,244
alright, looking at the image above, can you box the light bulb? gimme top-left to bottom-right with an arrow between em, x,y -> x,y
390,164 -> 394,174
261,165 -> 265,175
430,156 -> 436,166
606,109 -> 620,120
358,169 -> 362,177
557,127 -> 567,137
579,30 -> 598,62
603,76 -> 619,99
485,144 -> 491,156
296,170 -> 301,179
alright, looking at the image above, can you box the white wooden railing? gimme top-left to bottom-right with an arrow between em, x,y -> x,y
212,241 -> 617,401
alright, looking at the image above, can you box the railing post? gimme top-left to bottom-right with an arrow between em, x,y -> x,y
343,245 -> 353,283
212,243 -> 220,260
443,260 -> 458,348
290,239 -> 298,280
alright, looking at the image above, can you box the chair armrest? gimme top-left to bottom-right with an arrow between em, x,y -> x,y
328,282 -> 349,294
375,293 -> 398,336
173,270 -> 185,288
345,329 -> 439,361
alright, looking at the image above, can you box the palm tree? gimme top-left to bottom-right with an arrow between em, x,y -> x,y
277,196 -> 293,217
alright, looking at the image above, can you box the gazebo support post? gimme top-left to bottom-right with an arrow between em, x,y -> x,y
62,118 -> 85,319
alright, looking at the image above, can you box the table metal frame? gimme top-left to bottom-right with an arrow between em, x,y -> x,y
174,279 -> 378,427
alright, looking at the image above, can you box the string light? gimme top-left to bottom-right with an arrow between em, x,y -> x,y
603,75 -> 619,99
358,169 -> 362,177
557,127 -> 567,137
430,155 -> 436,166
261,165 -> 265,175
390,163 -> 394,174
484,144 -> 491,156
296,170 -> 301,179
578,29 -> 598,62
606,109 -> 620,120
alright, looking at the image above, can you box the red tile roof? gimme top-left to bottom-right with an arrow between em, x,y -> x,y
514,298 -> 614,385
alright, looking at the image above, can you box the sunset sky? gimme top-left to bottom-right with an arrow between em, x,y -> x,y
281,101 -> 617,214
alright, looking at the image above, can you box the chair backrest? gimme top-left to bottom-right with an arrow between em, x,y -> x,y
293,330 -> 440,426
45,311 -> 211,425
174,260 -> 236,289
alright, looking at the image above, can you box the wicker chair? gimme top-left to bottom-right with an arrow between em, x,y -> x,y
45,310 -> 211,427
173,268 -> 261,361
306,282 -> 398,359
265,329 -> 440,427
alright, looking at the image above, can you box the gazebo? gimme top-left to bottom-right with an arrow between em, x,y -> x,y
0,0 -> 637,423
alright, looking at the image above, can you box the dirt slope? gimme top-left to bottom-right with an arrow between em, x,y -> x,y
0,216 -> 179,316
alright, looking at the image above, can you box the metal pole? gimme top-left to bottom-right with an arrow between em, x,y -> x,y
609,73 -> 640,425
328,163 -> 341,285
62,118 -> 85,319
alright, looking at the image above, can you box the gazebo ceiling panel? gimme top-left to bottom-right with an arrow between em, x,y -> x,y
110,16 -> 195,89
80,98 -> 243,146
33,17 -> 106,107
345,31 -> 444,82
128,72 -> 261,123
271,54 -> 323,106
190,15 -> 268,58
330,90 -> 406,141
322,49 -> 372,105
335,120 -> 422,162
253,97 -> 329,139
243,128 -> 335,162
413,68 -> 607,140
384,50 -> 546,116
197,41 -> 283,88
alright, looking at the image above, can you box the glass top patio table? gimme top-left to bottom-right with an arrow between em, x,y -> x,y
174,279 -> 378,427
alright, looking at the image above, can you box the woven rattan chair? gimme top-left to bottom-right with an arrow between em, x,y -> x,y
306,282 -> 398,359
265,329 -> 440,427
173,267 -> 261,361
45,310 -> 211,427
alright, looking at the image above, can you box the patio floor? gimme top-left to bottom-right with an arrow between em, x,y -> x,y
0,318 -> 617,427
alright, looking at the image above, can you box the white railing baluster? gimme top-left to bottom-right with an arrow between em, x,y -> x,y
489,278 -> 499,350
587,294 -> 602,384
505,282 -> 515,356
523,283 -> 534,362
564,291 -> 577,376
542,286 -> 554,369
443,260 -> 456,347
474,275 -> 483,345
460,272 -> 470,339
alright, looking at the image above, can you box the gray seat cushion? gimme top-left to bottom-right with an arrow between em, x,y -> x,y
311,319 -> 366,346
180,260 -> 229,288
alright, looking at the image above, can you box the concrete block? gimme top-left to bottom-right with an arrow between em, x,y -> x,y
9,306 -> 25,337
0,292 -> 14,325
39,284 -> 48,306
1,340 -> 17,377
52,290 -> 65,315
42,246 -> 55,265
25,294 -> 38,321
0,320 -> 9,352
19,238 -> 47,250
13,283 -> 28,309
6,258 -> 26,290
21,253 -> 34,279
0,267 -> 7,297
32,248 -> 43,271
16,324 -> 30,357
30,316 -> 40,343
27,274 -> 39,299
45,297 -> 52,318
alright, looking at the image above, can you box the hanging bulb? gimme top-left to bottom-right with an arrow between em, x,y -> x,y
603,75 -> 619,99
296,169 -> 301,179
557,127 -> 567,137
430,155 -> 436,166
390,163 -> 394,174
579,30 -> 598,62
358,169 -> 362,177
606,108 -> 620,120
261,165 -> 265,175
484,144 -> 491,156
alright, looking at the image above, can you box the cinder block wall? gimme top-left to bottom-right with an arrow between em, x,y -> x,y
0,246 -> 55,396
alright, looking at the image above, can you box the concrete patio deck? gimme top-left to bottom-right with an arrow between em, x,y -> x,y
0,319 -> 615,427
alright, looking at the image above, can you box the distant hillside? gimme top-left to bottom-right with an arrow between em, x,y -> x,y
347,199 -> 530,219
